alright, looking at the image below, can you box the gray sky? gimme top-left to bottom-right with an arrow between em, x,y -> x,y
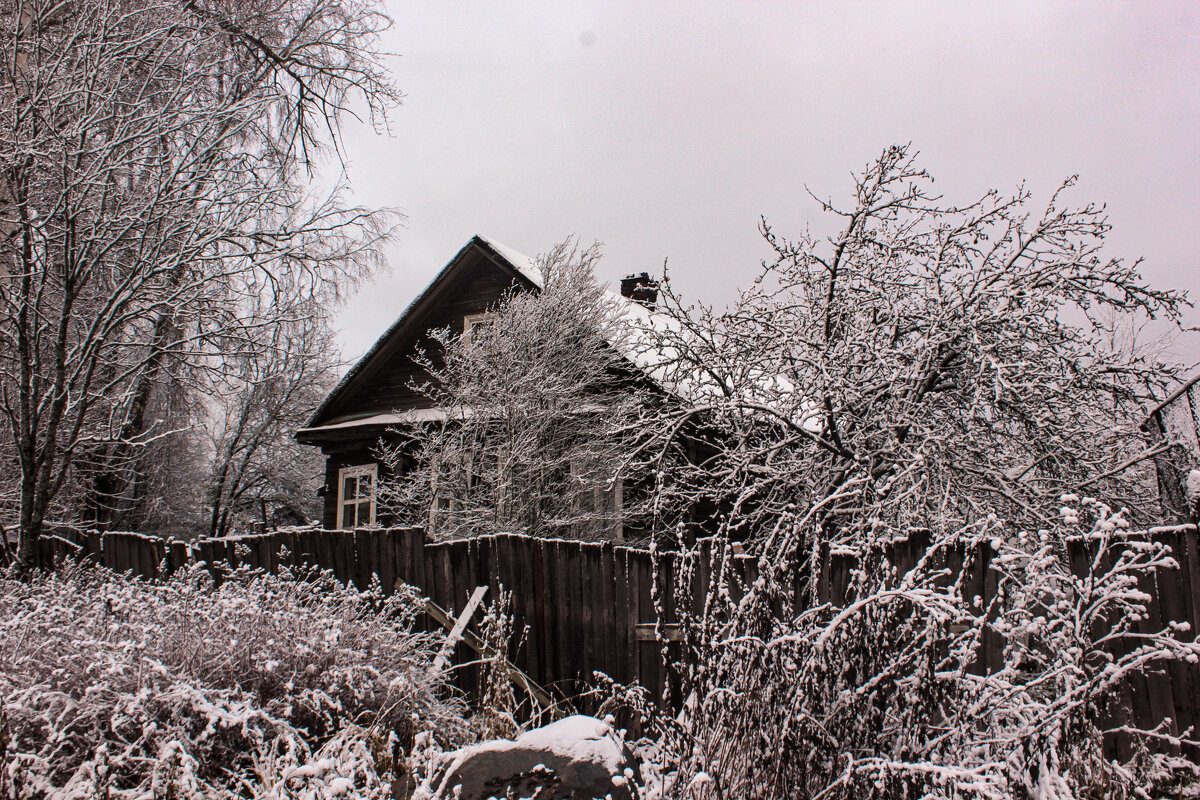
334,1 -> 1200,366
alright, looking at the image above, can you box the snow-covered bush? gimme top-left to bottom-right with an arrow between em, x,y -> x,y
637,504 -> 1200,799
601,144 -> 1197,798
0,562 -> 470,798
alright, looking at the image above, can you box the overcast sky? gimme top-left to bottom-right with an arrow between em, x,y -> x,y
333,1 -> 1200,366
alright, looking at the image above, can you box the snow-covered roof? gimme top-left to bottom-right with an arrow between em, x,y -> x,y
475,234 -> 542,287
298,234 -> 822,441
482,241 -> 698,394
613,291 -> 824,433
295,408 -> 449,437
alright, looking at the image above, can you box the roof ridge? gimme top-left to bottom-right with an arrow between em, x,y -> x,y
299,235 -> 539,431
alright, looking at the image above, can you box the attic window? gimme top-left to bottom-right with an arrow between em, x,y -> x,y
462,312 -> 493,342
337,463 -> 377,529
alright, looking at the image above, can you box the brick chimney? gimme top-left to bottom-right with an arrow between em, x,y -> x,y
620,272 -> 659,309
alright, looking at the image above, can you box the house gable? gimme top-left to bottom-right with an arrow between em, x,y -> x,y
298,236 -> 540,442
294,235 -> 678,533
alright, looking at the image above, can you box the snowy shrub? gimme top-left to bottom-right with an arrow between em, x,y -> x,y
634,506 -> 1200,799
377,239 -> 671,541
0,562 -> 470,798
597,144 -> 1198,798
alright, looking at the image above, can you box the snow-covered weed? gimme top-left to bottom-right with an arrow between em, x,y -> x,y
0,562 -> 470,798
473,588 -> 521,741
632,509 -> 1200,800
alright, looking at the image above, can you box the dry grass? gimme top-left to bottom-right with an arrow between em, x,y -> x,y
0,561 -> 470,798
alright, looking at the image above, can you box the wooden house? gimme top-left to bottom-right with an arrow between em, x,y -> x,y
296,235 -> 663,533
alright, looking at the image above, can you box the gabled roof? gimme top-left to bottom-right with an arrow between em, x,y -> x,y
299,235 -> 544,436
298,233 -> 832,447
297,234 -> 700,443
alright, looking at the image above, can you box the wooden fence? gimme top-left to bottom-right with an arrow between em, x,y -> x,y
1146,373 -> 1200,521
25,527 -> 679,708
22,523 -> 1200,758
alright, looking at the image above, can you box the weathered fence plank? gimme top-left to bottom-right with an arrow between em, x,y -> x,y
531,539 -> 548,687
634,547 -> 659,700
16,522 -> 1200,754
542,538 -> 563,690
1154,533 -> 1195,747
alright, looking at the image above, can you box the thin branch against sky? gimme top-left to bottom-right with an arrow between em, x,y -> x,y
334,0 -> 1200,366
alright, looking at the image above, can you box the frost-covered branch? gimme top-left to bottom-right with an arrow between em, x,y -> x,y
0,0 -> 399,559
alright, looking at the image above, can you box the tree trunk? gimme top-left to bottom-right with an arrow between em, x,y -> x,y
80,313 -> 178,530
15,467 -> 41,571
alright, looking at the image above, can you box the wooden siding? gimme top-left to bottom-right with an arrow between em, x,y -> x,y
320,248 -> 528,424
300,243 -> 537,527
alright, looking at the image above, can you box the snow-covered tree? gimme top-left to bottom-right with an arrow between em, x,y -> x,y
625,146 -> 1196,798
0,0 -> 397,562
379,241 -> 675,540
640,144 -> 1186,556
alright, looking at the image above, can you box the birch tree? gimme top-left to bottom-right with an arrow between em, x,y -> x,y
0,0 -> 396,563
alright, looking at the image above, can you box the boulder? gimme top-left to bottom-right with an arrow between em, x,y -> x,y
418,715 -> 639,800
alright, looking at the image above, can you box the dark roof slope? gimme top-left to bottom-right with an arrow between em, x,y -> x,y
299,235 -> 541,433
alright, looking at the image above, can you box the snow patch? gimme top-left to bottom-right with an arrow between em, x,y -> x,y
419,715 -> 637,800
1186,468 -> 1200,511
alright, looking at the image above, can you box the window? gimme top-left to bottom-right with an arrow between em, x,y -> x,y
571,457 -> 625,540
462,312 -> 494,342
428,449 -> 482,535
430,493 -> 453,534
337,463 -> 377,529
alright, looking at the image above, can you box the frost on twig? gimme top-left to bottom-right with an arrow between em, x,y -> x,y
0,562 -> 469,798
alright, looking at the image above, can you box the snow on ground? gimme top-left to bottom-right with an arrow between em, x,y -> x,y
416,715 -> 638,800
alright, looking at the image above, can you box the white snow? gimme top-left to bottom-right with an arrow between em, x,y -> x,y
1186,468 -> 1200,510
419,715 -> 631,800
326,776 -> 355,795
297,408 -> 451,434
510,715 -> 624,769
477,234 -> 544,288
435,715 -> 626,776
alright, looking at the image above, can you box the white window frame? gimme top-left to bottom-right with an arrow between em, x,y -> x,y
462,312 -> 494,342
337,463 -> 378,529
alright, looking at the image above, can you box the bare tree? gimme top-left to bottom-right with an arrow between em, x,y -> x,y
0,0 -> 397,563
625,146 -> 1195,798
379,241 -> 674,540
203,303 -> 337,538
640,144 -> 1187,557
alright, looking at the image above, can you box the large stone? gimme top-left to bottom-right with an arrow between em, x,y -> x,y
417,715 -> 640,800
